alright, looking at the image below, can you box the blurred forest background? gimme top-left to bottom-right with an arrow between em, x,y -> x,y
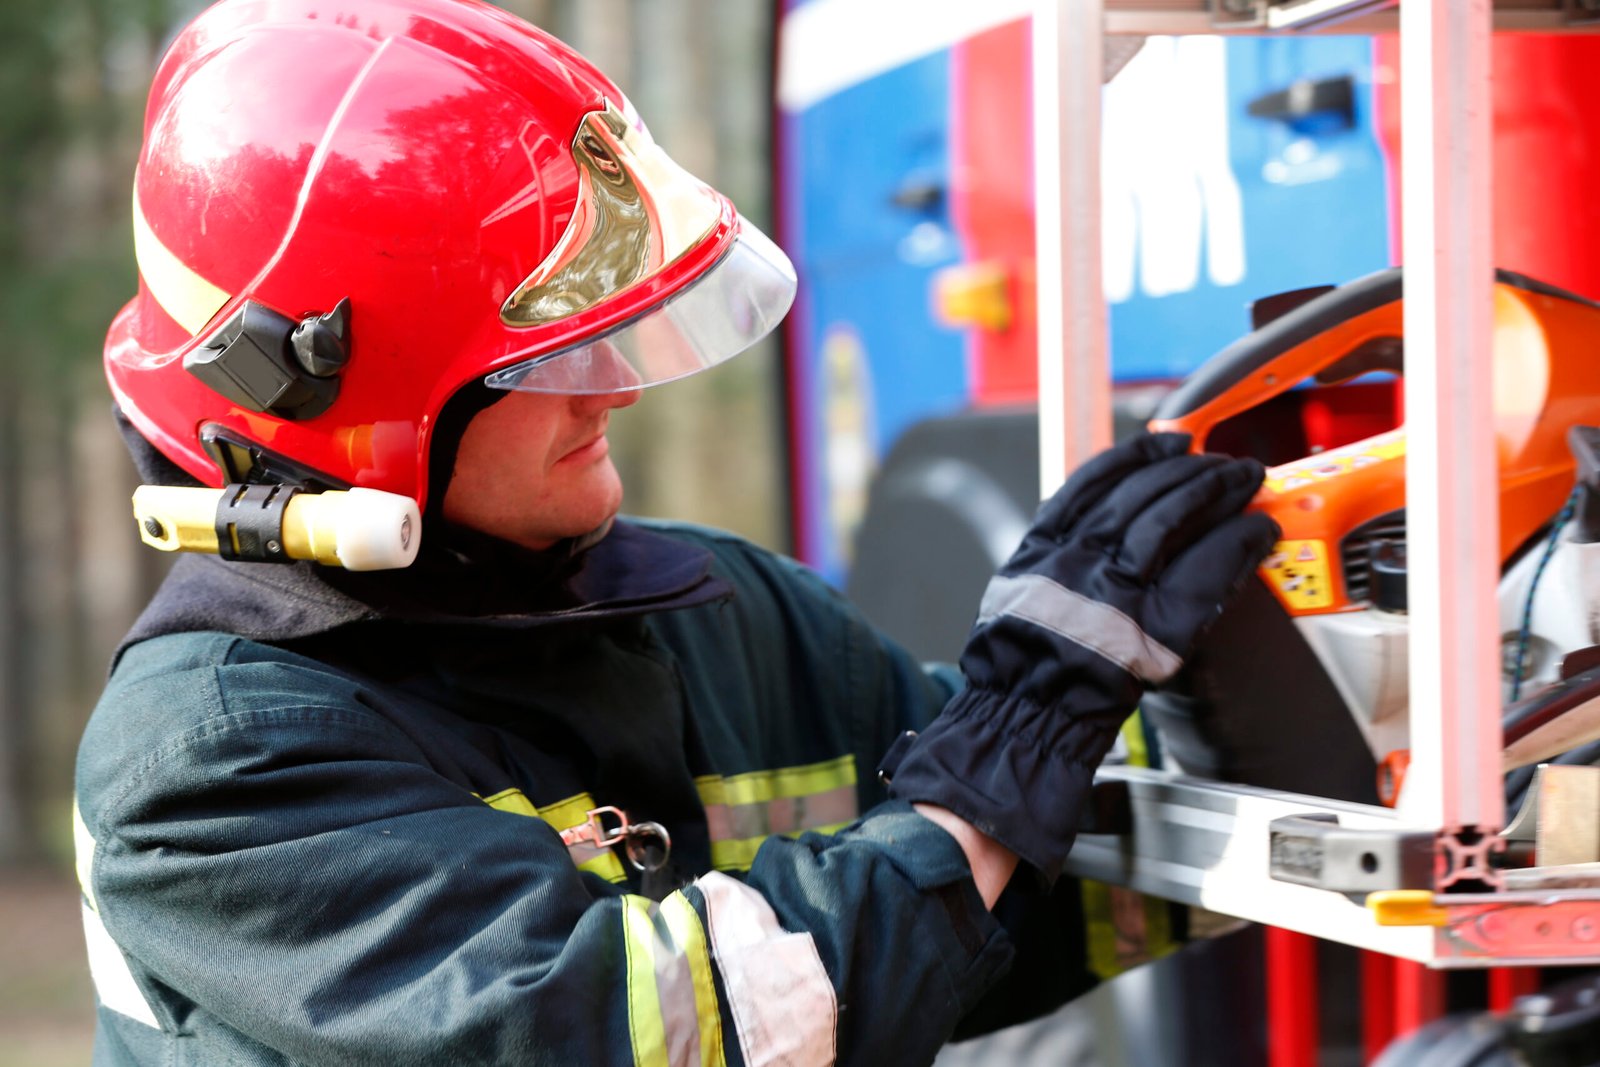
0,1 -> 781,1061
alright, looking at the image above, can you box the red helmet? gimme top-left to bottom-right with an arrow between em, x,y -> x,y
107,0 -> 795,507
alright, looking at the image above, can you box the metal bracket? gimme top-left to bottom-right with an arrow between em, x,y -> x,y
1268,813 -> 1434,895
1438,826 -> 1506,893
184,299 -> 348,421
1209,0 -> 1399,31
213,483 -> 301,564
1208,0 -> 1265,28
1431,892 -> 1600,960
1114,1 -> 1600,35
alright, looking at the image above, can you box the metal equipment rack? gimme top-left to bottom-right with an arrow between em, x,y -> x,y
1035,0 -> 1600,967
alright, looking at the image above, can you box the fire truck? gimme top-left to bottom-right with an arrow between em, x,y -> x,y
777,4 -> 1600,1064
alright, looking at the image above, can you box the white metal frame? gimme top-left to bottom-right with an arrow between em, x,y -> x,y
1032,0 -> 1111,495
1396,0 -> 1502,863
1034,0 -> 1600,965
1102,1 -> 1600,35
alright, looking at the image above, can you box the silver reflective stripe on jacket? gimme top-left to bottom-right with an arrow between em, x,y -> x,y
74,801 -> 162,1030
697,872 -> 837,1067
977,573 -> 1183,683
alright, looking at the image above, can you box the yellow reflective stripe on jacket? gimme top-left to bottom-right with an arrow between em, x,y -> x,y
73,800 -> 98,913
1119,706 -> 1150,770
623,894 -> 727,1067
707,820 -> 857,873
478,788 -> 628,883
1082,710 -> 1181,979
696,755 -> 858,872
1081,878 -> 1178,980
696,755 -> 856,808
623,897 -> 670,1067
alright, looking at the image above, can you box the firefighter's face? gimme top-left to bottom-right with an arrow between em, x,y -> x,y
440,385 -> 640,550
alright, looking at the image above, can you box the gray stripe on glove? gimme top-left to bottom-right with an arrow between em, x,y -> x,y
977,573 -> 1183,684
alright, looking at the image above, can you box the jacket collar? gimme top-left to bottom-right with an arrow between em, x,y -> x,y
115,519 -> 732,668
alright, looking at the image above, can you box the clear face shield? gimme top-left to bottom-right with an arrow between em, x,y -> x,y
484,103 -> 797,395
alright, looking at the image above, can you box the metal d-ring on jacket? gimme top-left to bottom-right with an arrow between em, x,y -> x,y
74,519 -> 1098,1066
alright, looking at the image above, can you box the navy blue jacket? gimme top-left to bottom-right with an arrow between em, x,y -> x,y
75,520 -> 1094,1066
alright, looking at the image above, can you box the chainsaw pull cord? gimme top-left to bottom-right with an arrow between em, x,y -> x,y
1510,487 -> 1581,701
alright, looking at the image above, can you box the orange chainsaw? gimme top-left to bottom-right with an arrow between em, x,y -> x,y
1141,267 -> 1600,812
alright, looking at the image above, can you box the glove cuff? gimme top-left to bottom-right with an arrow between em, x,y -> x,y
881,686 -> 1126,881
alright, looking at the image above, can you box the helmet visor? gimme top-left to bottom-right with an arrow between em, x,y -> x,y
483,222 -> 797,394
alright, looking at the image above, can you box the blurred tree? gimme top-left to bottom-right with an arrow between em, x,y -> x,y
0,0 -> 69,863
0,0 -> 176,864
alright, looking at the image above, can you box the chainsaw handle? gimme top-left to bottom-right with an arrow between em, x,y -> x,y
1149,267 -> 1405,448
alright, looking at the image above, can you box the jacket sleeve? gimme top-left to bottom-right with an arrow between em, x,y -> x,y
75,635 -> 1023,1067
838,591 -> 1102,1045
78,647 -> 673,1066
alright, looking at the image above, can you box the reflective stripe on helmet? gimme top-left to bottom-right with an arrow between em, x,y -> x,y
131,187 -> 230,337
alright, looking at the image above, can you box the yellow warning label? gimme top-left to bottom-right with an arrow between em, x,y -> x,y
1262,432 -> 1406,494
1259,539 -> 1334,610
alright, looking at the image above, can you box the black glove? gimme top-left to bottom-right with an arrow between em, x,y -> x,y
882,432 -> 1280,879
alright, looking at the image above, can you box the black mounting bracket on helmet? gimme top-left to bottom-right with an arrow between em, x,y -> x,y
215,483 -> 302,563
184,298 -> 352,420
199,423 -> 347,492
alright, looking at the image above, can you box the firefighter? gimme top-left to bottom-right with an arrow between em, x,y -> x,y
75,0 -> 1279,1063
